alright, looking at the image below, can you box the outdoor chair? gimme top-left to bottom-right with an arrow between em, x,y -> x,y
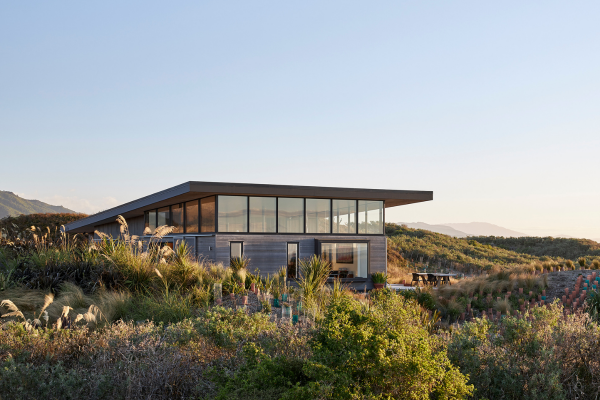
427,273 -> 438,286
411,273 -> 423,287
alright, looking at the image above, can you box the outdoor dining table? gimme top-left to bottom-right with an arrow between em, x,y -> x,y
415,272 -> 457,286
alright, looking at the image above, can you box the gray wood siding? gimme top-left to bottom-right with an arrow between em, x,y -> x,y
212,234 -> 387,288
93,215 -> 145,239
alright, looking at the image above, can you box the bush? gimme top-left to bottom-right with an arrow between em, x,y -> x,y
215,294 -> 473,399
447,302 -> 600,399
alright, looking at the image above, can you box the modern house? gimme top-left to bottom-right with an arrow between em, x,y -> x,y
64,182 -> 432,288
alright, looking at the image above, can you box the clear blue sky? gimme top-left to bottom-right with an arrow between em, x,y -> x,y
1,1 -> 599,239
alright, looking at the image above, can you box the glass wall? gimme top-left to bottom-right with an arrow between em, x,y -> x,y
332,199 -> 356,234
287,243 -> 298,279
321,242 -> 368,278
306,199 -> 331,233
145,210 -> 157,233
218,196 -> 248,233
172,204 -> 184,233
278,198 -> 304,233
185,200 -> 199,233
157,207 -> 170,227
358,200 -> 384,234
144,196 -> 383,236
200,196 -> 215,233
249,197 -> 276,233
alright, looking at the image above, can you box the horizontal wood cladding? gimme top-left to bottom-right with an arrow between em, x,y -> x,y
93,215 -> 145,239
212,234 -> 387,286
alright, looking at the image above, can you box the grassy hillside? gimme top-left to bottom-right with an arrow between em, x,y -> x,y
467,235 -> 600,260
0,213 -> 87,240
385,223 -> 563,272
0,191 -> 74,218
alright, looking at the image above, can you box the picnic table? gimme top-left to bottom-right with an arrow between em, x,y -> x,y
412,272 -> 457,286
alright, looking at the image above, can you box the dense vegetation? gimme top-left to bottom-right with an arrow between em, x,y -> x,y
0,213 -> 87,241
385,223 -> 561,273
468,235 -> 600,260
0,191 -> 75,218
1,217 -> 600,399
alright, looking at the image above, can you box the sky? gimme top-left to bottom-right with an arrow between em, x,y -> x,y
1,1 -> 599,239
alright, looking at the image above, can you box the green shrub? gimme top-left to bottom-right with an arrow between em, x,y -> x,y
215,294 -> 473,399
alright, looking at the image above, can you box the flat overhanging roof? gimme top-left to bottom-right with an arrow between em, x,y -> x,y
65,181 -> 433,233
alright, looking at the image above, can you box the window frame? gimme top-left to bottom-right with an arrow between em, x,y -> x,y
286,242 -> 299,280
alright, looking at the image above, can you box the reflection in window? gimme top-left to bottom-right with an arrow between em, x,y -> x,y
218,196 -> 248,233
358,200 -> 384,234
321,242 -> 368,278
249,197 -> 276,233
278,198 -> 304,233
172,204 -> 184,233
201,196 -> 215,232
157,207 -> 170,227
185,201 -> 199,233
332,200 -> 356,234
306,199 -> 330,233
145,211 -> 157,233
287,243 -> 298,279
230,242 -> 243,264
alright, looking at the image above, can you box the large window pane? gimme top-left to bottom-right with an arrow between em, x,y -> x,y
321,242 -> 368,278
278,198 -> 304,233
201,196 -> 216,232
287,243 -> 298,279
249,197 -> 276,233
157,207 -> 170,227
172,204 -> 184,233
218,196 -> 248,233
358,200 -> 384,234
185,200 -> 199,233
306,199 -> 330,233
146,210 -> 157,234
332,200 -> 356,234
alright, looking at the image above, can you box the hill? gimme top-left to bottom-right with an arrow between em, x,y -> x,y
468,236 -> 600,260
442,222 -> 526,237
385,223 -> 563,273
0,213 -> 88,240
0,191 -> 75,218
398,222 -> 469,237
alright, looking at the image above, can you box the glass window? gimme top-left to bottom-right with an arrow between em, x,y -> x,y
185,200 -> 199,233
358,201 -> 384,234
172,204 -> 184,233
201,196 -> 216,232
230,242 -> 243,263
278,198 -> 304,233
249,197 -> 276,233
287,243 -> 298,279
157,207 -> 170,227
306,199 -> 330,234
332,200 -> 356,234
321,242 -> 368,278
145,210 -> 157,234
218,196 -> 248,233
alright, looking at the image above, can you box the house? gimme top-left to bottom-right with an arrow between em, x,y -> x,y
64,182 -> 432,289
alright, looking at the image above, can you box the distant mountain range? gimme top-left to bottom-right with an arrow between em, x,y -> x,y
0,191 -> 74,218
399,222 -> 527,238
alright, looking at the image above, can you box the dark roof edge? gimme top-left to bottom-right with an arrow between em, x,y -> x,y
65,181 -> 433,232
65,182 -> 191,231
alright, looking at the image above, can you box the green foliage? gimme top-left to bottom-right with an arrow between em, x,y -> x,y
386,223 -> 556,272
370,271 -> 387,284
469,235 -> 600,260
447,302 -> 600,399
195,306 -> 275,347
215,294 -> 473,399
